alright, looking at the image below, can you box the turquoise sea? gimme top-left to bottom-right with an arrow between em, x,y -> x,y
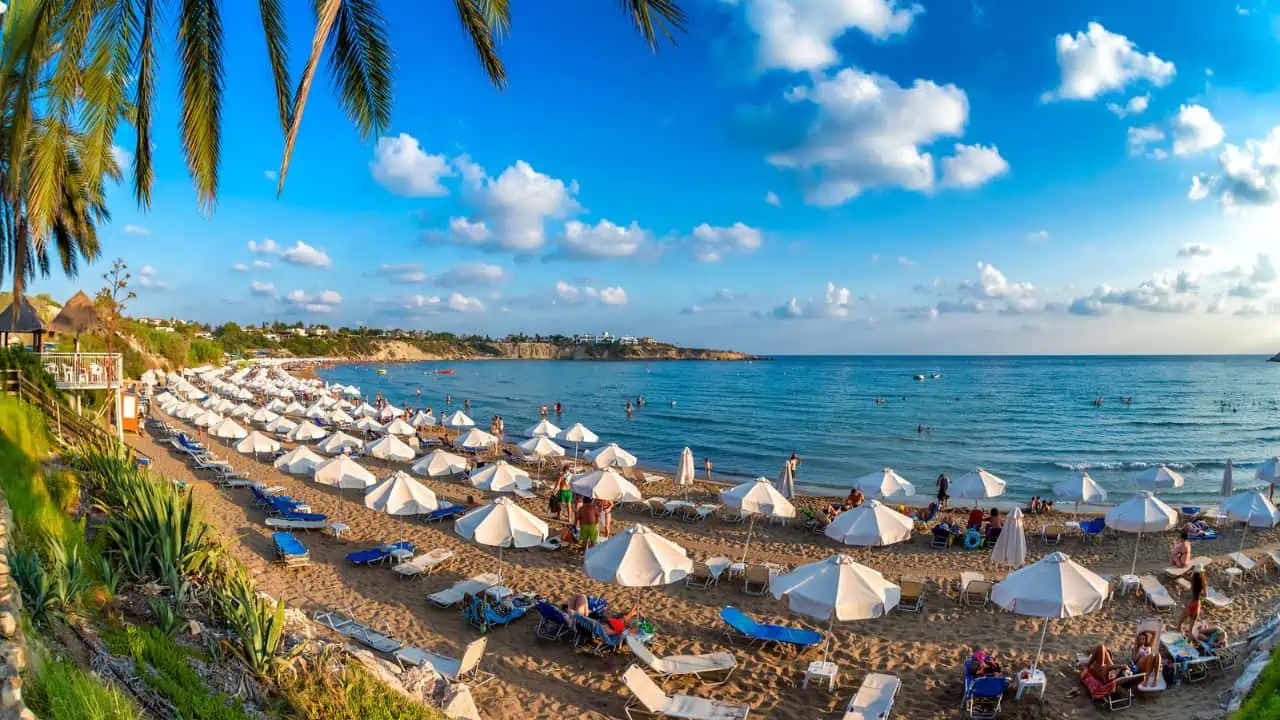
317,356 -> 1280,504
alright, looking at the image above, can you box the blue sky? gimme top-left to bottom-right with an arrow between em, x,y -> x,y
35,0 -> 1280,354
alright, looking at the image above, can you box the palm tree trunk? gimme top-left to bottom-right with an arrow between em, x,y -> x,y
10,221 -> 26,332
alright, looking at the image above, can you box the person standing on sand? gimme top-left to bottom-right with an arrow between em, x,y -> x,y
788,452 -> 802,476
496,416 -> 505,442
577,500 -> 600,547
704,457 -> 713,481
936,473 -> 950,509
1177,568 -> 1206,636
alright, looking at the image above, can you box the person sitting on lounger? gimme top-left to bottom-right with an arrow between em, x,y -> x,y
1183,520 -> 1212,538
985,509 -> 1004,543
1085,643 -> 1125,684
970,647 -> 1002,676
603,606 -> 639,636
1170,531 -> 1192,568
1192,622 -> 1227,650
1131,630 -> 1160,683
827,489 -> 860,515
567,593 -> 591,618
966,507 -> 986,530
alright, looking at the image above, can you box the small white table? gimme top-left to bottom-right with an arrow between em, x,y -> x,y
1015,668 -> 1046,700
1118,574 -> 1140,597
1224,567 -> 1244,588
803,661 -> 838,691
328,522 -> 350,540
486,586 -> 513,602
1065,521 -> 1081,534
389,548 -> 414,565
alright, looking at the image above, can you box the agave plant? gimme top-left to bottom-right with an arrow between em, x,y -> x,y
218,569 -> 287,678
92,554 -> 123,597
102,516 -> 154,583
147,597 -> 182,637
10,549 -> 57,625
46,538 -> 91,612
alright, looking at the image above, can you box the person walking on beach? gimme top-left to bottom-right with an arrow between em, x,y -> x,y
577,500 -> 600,547
704,457 -> 713,481
1177,567 -> 1207,636
554,473 -> 573,522
496,416 -> 505,442
936,473 -> 950,509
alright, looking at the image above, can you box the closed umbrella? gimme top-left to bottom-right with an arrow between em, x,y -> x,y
274,446 -> 323,475
442,410 -> 475,430
558,422 -> 598,460
1053,472 -> 1107,515
771,554 -> 900,665
470,460 -> 533,494
235,430 -> 281,457
1105,492 -> 1178,574
367,435 -> 416,462
383,418 -> 416,437
454,428 -> 498,452
951,469 -> 1006,506
1135,465 -> 1184,492
777,463 -> 795,500
314,455 -> 377,490
412,449 -> 470,478
287,421 -> 326,443
823,500 -> 913,547
720,477 -> 797,566
365,471 -> 438,514
315,431 -> 363,455
587,443 -> 637,470
1222,460 -> 1235,498
526,419 -> 562,438
677,447 -> 695,504
1222,489 -> 1280,551
990,507 -> 1027,568
573,467 -> 642,502
991,552 -> 1109,672
853,468 -> 915,499
210,417 -> 248,440
455,497 -> 549,583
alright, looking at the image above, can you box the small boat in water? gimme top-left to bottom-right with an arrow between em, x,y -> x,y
913,374 -> 925,381
376,369 -> 387,375
434,368 -> 455,375
931,372 -> 942,379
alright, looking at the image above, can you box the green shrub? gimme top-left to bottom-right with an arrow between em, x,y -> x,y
102,624 -> 250,720
279,661 -> 447,720
24,652 -> 141,720
1234,646 -> 1280,719
0,396 -> 86,554
0,347 -> 61,400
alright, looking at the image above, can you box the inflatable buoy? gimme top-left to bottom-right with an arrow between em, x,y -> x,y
963,529 -> 983,549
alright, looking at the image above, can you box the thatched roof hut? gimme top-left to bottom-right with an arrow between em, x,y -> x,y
50,291 -> 102,336
0,295 -> 51,351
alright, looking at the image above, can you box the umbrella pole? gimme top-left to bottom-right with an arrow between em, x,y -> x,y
740,514 -> 757,567
822,615 -> 835,666
497,545 -> 505,586
1240,519 -> 1249,552
1032,617 -> 1050,672
1130,531 -> 1142,576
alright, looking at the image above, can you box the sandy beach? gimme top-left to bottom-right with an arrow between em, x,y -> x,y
133,408 -> 1280,719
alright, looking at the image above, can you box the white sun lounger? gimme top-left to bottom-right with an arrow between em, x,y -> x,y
427,572 -> 502,608
265,516 -> 329,530
1139,575 -> 1175,612
1229,552 -> 1258,576
622,665 -> 749,720
392,549 -> 455,578
394,637 -> 492,684
625,634 -> 737,685
1266,550 -> 1280,574
314,610 -> 403,654
1204,586 -> 1232,608
843,673 -> 901,720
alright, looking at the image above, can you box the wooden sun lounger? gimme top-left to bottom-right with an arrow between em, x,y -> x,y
896,579 -> 925,612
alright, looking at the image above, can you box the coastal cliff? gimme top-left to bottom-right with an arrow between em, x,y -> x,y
360,339 -> 756,363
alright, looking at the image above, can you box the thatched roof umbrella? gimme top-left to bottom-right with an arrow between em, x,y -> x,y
49,291 -> 103,351
0,295 -> 51,351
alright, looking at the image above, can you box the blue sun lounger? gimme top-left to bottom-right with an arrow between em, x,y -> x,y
963,670 -> 1009,719
719,606 -> 822,649
426,505 -> 467,523
534,601 -> 572,641
346,541 -> 413,566
272,532 -> 310,566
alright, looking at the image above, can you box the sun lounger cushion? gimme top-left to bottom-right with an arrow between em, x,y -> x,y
720,606 -> 821,647
273,532 -> 308,558
393,549 -> 454,576
347,540 -> 412,565
427,573 -> 502,607
426,505 -> 467,522
1139,575 -> 1175,609
844,673 -> 900,720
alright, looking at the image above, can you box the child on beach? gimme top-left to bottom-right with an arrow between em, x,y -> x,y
969,647 -> 1002,676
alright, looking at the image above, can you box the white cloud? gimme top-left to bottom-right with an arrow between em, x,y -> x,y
1196,125 -> 1280,208
1225,253 -> 1277,298
251,259 -> 273,270
369,133 -> 452,197
136,265 -> 168,290
598,287 -> 628,305
424,158 -> 580,253
1127,125 -> 1165,156
959,262 -> 1035,300
447,293 -> 486,313
771,281 -> 853,319
1177,243 -> 1214,257
732,0 -> 922,73
264,169 -> 277,181
691,222 -> 763,262
122,224 -> 150,236
110,145 -> 132,169
250,281 -> 276,297
770,68 -> 1001,205
1044,22 -> 1175,101
1068,271 -> 1202,314
1171,104 -> 1224,156
279,241 -> 332,268
1107,94 -> 1150,117
1188,175 -> 1210,201
764,191 -> 781,207
1235,303 -> 1266,317
558,219 -> 650,260
939,144 -> 1009,188
232,263 -> 249,273
1025,229 -> 1050,242
248,239 -> 279,255
897,256 -> 917,267
283,288 -> 342,313
435,263 -> 507,287
376,263 -> 430,284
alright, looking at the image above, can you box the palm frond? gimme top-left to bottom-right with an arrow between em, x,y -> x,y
81,0 -> 138,192
327,0 -> 393,137
132,0 -> 160,209
454,0 -> 506,88
177,0 -> 225,213
617,0 -> 686,48
275,0 -> 342,196
258,0 -> 293,133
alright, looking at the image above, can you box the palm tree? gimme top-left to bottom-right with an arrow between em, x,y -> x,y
6,0 -> 686,213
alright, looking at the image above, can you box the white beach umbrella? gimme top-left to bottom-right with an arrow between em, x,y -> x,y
1135,465 -> 1185,491
720,477 -> 797,566
454,427 -> 498,452
1223,489 -> 1280,551
383,418 -> 416,437
265,415 -> 297,434
990,507 -> 1028,568
354,416 -> 384,435
1256,457 -> 1280,486
573,467 -> 642,502
250,407 -> 280,425
1053,471 -> 1108,514
410,411 -> 436,428
192,410 -> 222,428
1222,460 -> 1235,498
335,398 -> 355,410
951,469 -> 1007,505
1105,491 -> 1178,574
177,403 -> 203,421
304,403 -> 327,420
470,460 -> 533,493
140,369 -> 158,386
235,430 -> 281,457
315,431 -> 364,456
354,402 -> 380,418
215,398 -> 238,414
200,396 -> 220,410
364,470 -> 437,513
266,399 -> 288,413
367,435 -> 416,462
412,449 -> 470,478
314,455 -> 377,490
584,524 -> 692,599
771,554 -> 900,664
442,410 -> 476,430
327,408 -> 355,425
274,446 -> 324,475
557,422 -> 598,459
378,404 -> 403,421
342,385 -> 361,398
518,436 -> 565,459
823,500 -> 913,547
853,468 -> 916,499
229,403 -> 255,419
587,442 -> 638,470
282,401 -> 306,415
210,417 -> 249,440
287,421 -> 327,443
455,497 -> 550,583
991,552 -> 1109,671
525,419 -> 562,438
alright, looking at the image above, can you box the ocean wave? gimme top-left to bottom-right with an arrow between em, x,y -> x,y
1052,461 -> 1198,471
